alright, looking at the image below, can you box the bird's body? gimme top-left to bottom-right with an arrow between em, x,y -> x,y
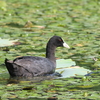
5,56 -> 55,77
5,36 -> 70,78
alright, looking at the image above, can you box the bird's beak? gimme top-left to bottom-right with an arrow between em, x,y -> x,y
63,42 -> 70,49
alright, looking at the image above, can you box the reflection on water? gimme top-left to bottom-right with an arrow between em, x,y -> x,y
7,76 -> 56,84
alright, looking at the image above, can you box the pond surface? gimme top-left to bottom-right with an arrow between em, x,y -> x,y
0,0 -> 100,99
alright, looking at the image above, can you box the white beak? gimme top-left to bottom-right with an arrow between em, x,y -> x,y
63,42 -> 70,49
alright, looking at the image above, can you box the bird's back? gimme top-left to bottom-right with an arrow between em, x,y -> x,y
5,56 -> 55,77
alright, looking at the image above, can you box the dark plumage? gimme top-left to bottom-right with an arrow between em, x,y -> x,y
5,36 -> 70,78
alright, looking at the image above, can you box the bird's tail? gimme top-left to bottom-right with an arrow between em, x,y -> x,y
5,58 -> 15,77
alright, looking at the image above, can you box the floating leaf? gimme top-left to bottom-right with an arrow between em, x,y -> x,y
56,59 -> 76,69
24,21 -> 34,28
24,21 -> 45,29
75,43 -> 84,47
56,59 -> 91,78
0,38 -> 20,47
0,1 -> 7,11
56,67 -> 91,78
93,61 -> 100,68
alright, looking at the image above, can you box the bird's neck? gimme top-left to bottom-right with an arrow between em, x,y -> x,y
46,43 -> 56,63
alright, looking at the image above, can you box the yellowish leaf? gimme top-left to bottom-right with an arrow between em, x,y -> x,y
75,44 -> 84,47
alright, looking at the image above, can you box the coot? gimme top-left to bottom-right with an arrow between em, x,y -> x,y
5,36 -> 70,78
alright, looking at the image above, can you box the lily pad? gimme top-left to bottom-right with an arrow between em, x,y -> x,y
0,1 -> 7,11
56,59 -> 91,78
0,38 -> 20,47
56,59 -> 76,68
56,67 -> 91,78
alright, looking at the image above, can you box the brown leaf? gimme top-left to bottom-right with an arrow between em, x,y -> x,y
75,44 -> 84,47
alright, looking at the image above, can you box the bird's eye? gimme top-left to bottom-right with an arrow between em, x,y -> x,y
58,39 -> 63,42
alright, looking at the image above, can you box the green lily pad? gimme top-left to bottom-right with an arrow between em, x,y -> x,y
56,59 -> 76,68
0,38 -> 19,47
0,1 -> 7,11
56,67 -> 91,78
56,59 -> 91,78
